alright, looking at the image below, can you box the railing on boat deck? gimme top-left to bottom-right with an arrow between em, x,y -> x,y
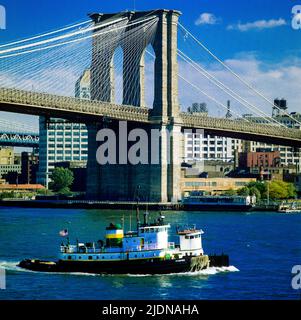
60,242 -> 177,254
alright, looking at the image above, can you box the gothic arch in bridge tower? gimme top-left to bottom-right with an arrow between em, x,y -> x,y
112,45 -> 124,105
141,44 -> 155,108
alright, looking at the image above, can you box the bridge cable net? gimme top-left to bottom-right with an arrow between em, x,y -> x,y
177,23 -> 298,127
0,118 -> 38,134
0,14 -> 158,108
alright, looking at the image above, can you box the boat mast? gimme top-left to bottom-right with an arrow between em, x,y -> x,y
136,185 -> 141,230
136,200 -> 140,230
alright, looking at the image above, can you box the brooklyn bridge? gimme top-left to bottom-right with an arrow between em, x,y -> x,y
0,9 -> 300,202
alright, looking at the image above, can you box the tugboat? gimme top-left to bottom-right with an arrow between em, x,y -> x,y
18,208 -> 229,275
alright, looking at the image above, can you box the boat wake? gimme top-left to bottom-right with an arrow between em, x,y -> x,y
127,265 -> 239,277
0,261 -> 239,277
0,261 -> 28,273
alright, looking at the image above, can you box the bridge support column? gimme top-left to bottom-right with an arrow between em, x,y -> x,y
152,10 -> 180,121
86,122 -> 102,198
167,124 -> 182,202
150,10 -> 182,202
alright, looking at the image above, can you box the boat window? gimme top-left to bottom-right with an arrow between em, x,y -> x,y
154,228 -> 159,233
140,229 -> 144,233
88,256 -> 92,260
185,236 -> 189,239
134,255 -> 137,258
68,255 -> 72,260
190,236 -> 194,239
102,256 -> 105,259
78,256 -> 82,259
145,229 -> 149,233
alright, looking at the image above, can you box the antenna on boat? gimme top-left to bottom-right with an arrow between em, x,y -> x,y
143,211 -> 149,225
121,214 -> 125,231
135,185 -> 141,229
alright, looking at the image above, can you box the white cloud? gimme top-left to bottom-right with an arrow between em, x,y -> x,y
227,18 -> 286,32
195,13 -> 221,26
176,54 -> 301,118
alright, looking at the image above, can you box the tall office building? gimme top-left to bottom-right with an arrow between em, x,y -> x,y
37,69 -> 90,187
184,132 -> 242,163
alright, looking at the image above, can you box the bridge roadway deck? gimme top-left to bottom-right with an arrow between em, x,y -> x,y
0,88 -> 300,147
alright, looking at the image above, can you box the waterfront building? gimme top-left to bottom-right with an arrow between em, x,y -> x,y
239,151 -> 281,168
181,175 -> 256,197
0,164 -> 21,180
37,69 -> 90,187
20,151 -> 39,184
0,183 -> 45,193
0,146 -> 14,165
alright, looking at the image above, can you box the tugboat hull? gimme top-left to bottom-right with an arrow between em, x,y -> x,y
18,254 -> 229,275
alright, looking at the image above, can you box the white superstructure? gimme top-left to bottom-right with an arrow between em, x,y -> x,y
59,214 -> 205,262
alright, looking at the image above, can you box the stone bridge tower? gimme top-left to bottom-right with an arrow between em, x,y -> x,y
86,9 -> 182,202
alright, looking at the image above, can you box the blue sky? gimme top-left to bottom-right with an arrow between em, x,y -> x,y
1,0 -> 299,63
0,0 -> 300,128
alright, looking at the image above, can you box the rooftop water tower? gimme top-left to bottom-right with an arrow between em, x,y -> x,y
273,98 -> 287,117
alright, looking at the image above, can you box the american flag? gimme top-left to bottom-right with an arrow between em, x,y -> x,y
59,229 -> 68,237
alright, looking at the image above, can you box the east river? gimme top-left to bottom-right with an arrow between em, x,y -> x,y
0,207 -> 300,299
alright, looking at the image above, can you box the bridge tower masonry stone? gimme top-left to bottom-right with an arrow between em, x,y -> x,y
86,9 -> 183,203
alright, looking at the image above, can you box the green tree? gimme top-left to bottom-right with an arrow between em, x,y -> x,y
268,181 -> 286,199
286,182 -> 296,198
247,181 -> 267,198
49,167 -> 74,194
267,180 -> 296,200
249,186 -> 261,200
237,186 -> 250,196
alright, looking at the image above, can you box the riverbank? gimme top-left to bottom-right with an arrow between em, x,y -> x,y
0,199 -> 278,211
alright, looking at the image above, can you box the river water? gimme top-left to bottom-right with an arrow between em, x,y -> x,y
0,207 -> 300,300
